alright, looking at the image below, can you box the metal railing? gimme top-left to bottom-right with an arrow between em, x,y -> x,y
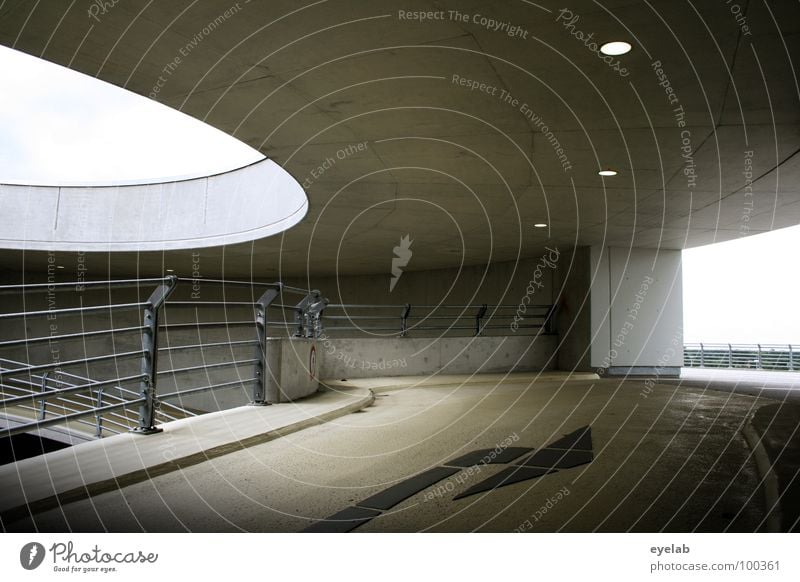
0,277 -> 324,439
1,275 -> 556,441
321,303 -> 555,337
684,343 -> 799,371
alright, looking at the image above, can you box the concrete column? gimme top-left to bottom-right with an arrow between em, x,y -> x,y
557,246 -> 683,376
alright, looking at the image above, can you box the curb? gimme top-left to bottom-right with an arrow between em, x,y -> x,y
0,387 -> 375,526
741,415 -> 782,532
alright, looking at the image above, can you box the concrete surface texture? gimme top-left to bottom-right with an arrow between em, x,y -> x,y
0,384 -> 374,526
4,372 -> 795,533
0,1 -> 797,277
0,159 -> 307,251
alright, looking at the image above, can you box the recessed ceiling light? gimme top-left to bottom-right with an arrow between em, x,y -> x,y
166,269 -> 174,273
600,41 -> 632,56
56,265 -> 65,269
598,169 -> 618,176
534,223 -> 548,228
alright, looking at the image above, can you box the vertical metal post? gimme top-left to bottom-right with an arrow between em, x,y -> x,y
544,304 -> 557,334
728,343 -> 732,368
253,285 -> 280,405
134,275 -> 177,434
38,371 -> 49,420
400,304 -> 411,337
757,343 -> 762,370
790,344 -> 794,372
95,389 -> 104,438
700,343 -> 704,367
475,304 -> 487,336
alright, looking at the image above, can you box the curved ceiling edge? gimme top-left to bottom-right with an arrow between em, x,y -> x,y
0,159 -> 308,252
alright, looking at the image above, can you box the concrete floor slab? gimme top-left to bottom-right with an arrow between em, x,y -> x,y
4,372 -> 791,532
0,385 -> 373,526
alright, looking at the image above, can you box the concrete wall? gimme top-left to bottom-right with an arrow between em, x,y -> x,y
292,252 -> 560,309
318,335 -> 557,379
554,246 -> 591,371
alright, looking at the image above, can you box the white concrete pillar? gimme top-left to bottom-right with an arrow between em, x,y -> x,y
558,246 -> 683,376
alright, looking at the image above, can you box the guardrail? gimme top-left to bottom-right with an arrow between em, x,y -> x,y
0,277 -> 323,439
321,303 -> 555,337
1,276 -> 556,441
684,343 -> 799,371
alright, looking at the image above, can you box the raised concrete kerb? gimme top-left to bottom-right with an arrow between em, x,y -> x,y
0,158 -> 308,251
741,415 -> 782,532
0,386 -> 374,524
320,371 -> 600,393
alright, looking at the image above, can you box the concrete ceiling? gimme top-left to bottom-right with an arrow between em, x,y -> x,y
1,0 -> 798,278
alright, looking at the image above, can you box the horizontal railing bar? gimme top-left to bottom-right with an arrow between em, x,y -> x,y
0,374 -> 146,406
0,352 -> 146,378
0,278 -> 169,292
322,316 -> 401,320
0,326 -> 146,348
159,378 -> 257,400
165,301 -> 257,306
158,321 -> 255,329
1,398 -> 146,439
326,304 -> 552,310
158,339 -> 259,353
157,359 -> 259,376
0,302 -> 147,320
158,401 -> 198,417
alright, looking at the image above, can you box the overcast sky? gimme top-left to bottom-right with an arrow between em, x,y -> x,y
0,46 -> 797,345
683,224 -> 800,345
0,45 -> 262,185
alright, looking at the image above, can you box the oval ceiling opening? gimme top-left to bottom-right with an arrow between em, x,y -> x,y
0,45 -> 263,185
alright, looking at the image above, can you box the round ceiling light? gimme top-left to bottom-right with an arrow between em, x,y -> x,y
600,41 -> 632,56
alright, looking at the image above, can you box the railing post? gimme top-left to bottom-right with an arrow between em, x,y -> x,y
95,389 -> 104,438
38,371 -> 48,420
790,344 -> 795,372
757,343 -> 762,370
293,290 -> 327,339
400,304 -> 411,337
700,343 -> 704,367
134,275 -> 177,434
253,285 -> 280,406
543,304 -> 557,334
475,304 -> 487,336
728,343 -> 732,368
